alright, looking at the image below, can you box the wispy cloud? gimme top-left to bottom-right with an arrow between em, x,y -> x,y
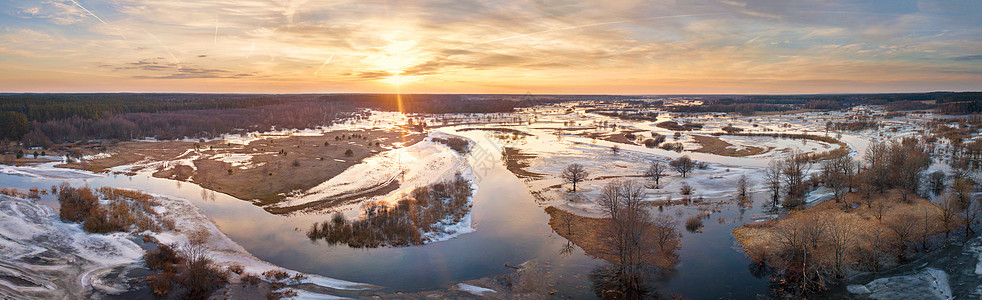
0,0 -> 979,93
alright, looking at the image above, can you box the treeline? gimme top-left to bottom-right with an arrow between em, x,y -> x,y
0,93 -> 299,123
318,94 -> 527,114
665,92 -> 982,115
24,101 -> 357,146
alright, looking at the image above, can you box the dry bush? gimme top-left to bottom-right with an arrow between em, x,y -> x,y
240,273 -> 262,286
307,173 -> 473,247
179,243 -> 229,299
685,216 -> 703,232
431,136 -> 470,154
227,264 -> 244,275
147,272 -> 176,296
145,243 -> 183,271
59,185 -> 169,234
262,270 -> 291,282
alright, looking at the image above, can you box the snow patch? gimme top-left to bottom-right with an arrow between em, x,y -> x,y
456,283 -> 497,296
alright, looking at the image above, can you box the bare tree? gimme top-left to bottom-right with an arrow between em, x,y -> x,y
764,159 -> 783,208
781,151 -> 812,208
557,212 -> 575,235
885,212 -> 918,261
598,180 -> 658,270
889,138 -> 932,203
928,171 -> 946,195
859,177 -> 876,208
644,161 -> 667,188
821,155 -> 852,202
865,141 -> 890,192
917,206 -> 937,251
650,214 -> 678,252
736,174 -> 751,206
670,155 -> 695,178
825,214 -> 855,276
953,177 -> 978,236
938,191 -> 959,239
858,226 -> 888,272
561,163 -> 590,192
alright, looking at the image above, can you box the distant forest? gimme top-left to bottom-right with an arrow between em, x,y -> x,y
0,93 -> 543,145
0,92 -> 980,146
664,92 -> 982,115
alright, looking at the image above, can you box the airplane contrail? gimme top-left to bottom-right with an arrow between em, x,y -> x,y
144,30 -> 181,67
314,53 -> 335,77
70,0 -> 127,40
473,13 -> 721,46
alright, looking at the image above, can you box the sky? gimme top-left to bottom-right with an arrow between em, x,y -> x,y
0,0 -> 979,94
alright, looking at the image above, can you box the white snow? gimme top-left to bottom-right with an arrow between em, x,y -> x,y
0,195 -> 144,298
456,283 -> 497,296
851,267 -> 952,300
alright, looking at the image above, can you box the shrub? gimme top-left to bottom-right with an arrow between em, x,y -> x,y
432,137 -> 470,154
262,270 -> 291,281
147,272 -> 176,296
179,244 -> 229,299
145,243 -> 183,271
58,184 -> 99,223
680,184 -> 694,195
344,149 -> 353,157
685,216 -> 704,232
227,264 -> 244,275
241,273 -> 262,286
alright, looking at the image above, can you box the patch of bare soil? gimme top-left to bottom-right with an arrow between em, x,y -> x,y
59,129 -> 424,206
545,206 -> 679,269
689,134 -> 769,157
502,147 -> 544,180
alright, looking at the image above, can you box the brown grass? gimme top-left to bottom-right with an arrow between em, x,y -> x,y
59,129 -> 424,206
502,147 -> 544,179
545,206 -> 679,269
734,189 -> 958,267
689,134 -> 768,157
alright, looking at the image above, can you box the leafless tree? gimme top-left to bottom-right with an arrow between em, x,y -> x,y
644,161 -> 667,188
561,163 -> 590,192
736,174 -> 751,206
557,212 -> 575,236
889,138 -> 932,203
669,155 -> 695,178
764,159 -> 783,208
857,226 -> 889,272
821,155 -> 852,202
938,191 -> 959,239
950,177 -> 978,236
859,177 -> 876,208
825,214 -> 855,277
781,151 -> 811,207
650,214 -> 678,252
865,141 -> 890,192
598,180 -> 656,269
885,212 -> 918,261
917,206 -> 937,251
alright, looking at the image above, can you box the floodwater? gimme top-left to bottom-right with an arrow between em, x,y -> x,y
0,132 -> 778,298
